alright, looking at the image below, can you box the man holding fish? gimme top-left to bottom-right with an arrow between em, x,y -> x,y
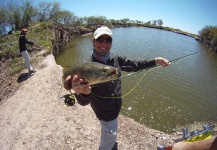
65,26 -> 170,150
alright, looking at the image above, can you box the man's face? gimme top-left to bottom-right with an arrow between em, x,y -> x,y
92,34 -> 112,56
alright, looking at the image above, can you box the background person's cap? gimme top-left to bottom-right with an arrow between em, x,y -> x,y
94,26 -> 112,39
21,28 -> 28,33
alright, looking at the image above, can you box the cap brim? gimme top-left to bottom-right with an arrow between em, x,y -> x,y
94,32 -> 112,39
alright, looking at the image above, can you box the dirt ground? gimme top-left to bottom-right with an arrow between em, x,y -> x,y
0,54 -> 179,150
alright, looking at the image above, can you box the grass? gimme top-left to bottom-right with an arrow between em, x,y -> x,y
0,22 -> 53,75
7,57 -> 24,75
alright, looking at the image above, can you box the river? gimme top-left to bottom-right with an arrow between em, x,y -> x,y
56,27 -> 217,133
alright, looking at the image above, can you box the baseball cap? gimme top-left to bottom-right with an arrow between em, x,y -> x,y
94,26 -> 112,39
21,28 -> 28,33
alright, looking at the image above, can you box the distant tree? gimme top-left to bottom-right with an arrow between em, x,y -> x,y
75,17 -> 84,26
199,25 -> 217,50
0,7 -> 7,35
82,17 -> 88,25
85,16 -> 95,26
135,20 -> 139,26
129,20 -> 135,25
94,16 -> 107,25
151,20 -> 157,26
209,26 -> 217,39
58,10 -> 77,24
36,1 -> 62,22
144,21 -> 151,26
82,16 -> 107,26
199,26 -> 211,42
116,19 -> 121,25
20,0 -> 36,28
120,18 -> 129,26
157,19 -> 163,26
36,1 -> 52,22
208,26 -> 217,49
6,0 -> 22,30
50,2 -> 62,22
109,19 -> 116,25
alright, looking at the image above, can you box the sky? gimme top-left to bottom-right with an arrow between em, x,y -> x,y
34,0 -> 216,34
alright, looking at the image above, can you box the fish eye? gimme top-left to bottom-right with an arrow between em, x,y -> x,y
103,67 -> 110,72
105,67 -> 110,69
102,69 -> 108,72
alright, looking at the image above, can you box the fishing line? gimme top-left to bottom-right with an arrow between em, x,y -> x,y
119,50 -> 203,80
91,50 -> 204,99
93,50 -> 203,85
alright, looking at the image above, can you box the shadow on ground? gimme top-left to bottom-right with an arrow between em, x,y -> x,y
17,72 -> 31,83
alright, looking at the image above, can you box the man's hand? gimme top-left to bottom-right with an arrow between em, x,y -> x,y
155,57 -> 170,67
66,75 -> 91,95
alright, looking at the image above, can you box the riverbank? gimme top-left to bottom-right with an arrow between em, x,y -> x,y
0,54 -> 177,150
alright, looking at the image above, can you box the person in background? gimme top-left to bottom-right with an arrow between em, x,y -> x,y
19,28 -> 35,75
66,26 -> 170,150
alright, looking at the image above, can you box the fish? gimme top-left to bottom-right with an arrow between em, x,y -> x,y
62,62 -> 119,90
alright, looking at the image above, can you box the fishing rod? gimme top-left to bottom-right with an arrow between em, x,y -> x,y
65,50 -> 204,99
169,51 -> 201,63
88,50 -> 204,98
72,50 -> 203,89
118,50 -> 203,80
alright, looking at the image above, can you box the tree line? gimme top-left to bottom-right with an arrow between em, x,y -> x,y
1,0 -> 216,51
198,26 -> 217,51
0,0 -> 77,34
0,0 -> 164,35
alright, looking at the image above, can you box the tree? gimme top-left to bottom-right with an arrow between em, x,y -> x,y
36,1 -> 61,22
109,19 -> 116,25
208,26 -> 217,49
135,20 -> 139,26
2,0 -> 36,31
7,1 -> 22,30
58,10 -> 77,24
151,20 -> 157,26
85,16 -> 95,26
199,25 -> 217,50
199,26 -> 211,42
129,20 -> 135,25
157,19 -> 163,26
95,16 -> 107,25
20,0 -> 36,28
0,6 -> 8,35
50,2 -> 62,22
75,17 -> 84,26
120,18 -> 129,26
144,21 -> 151,26
37,1 -> 52,22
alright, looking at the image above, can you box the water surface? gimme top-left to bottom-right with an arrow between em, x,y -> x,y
56,27 -> 217,133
